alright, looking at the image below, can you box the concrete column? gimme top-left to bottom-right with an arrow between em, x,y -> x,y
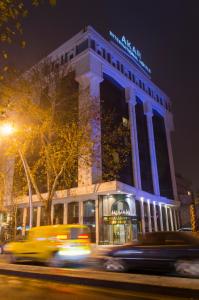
95,198 -> 99,244
147,200 -> 152,232
51,204 -> 54,225
169,207 -> 174,231
159,204 -> 164,231
76,73 -> 103,186
173,208 -> 178,230
164,114 -> 178,201
153,202 -> 158,231
63,202 -> 67,224
36,206 -> 41,227
144,103 -> 160,195
79,201 -> 84,225
22,207 -> 27,236
140,198 -> 145,234
125,88 -> 141,189
165,205 -> 169,231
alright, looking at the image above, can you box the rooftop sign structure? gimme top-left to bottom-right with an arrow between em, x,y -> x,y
109,30 -> 151,74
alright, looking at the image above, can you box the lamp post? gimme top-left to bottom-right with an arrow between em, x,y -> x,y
0,123 -> 33,230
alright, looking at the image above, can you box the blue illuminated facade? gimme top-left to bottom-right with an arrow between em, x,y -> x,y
12,26 -> 180,245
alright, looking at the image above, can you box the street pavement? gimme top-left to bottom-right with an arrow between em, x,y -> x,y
0,261 -> 199,299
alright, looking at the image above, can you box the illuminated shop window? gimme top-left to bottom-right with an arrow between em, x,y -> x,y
68,202 -> 79,224
83,200 -> 96,242
53,203 -> 64,225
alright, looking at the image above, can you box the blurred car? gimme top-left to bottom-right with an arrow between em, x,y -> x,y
103,232 -> 199,276
4,224 -> 91,267
0,239 -> 12,254
178,227 -> 192,232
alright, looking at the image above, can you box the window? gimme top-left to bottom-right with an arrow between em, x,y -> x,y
69,53 -> 74,60
148,87 -> 151,96
83,200 -> 96,242
122,117 -> 129,127
68,202 -> 79,224
113,151 -> 119,163
128,71 -> 132,80
53,204 -> 64,225
131,74 -> 135,83
116,61 -> 120,71
76,39 -> 88,55
164,233 -> 190,245
139,233 -> 165,245
102,48 -> 106,59
33,207 -> 37,227
51,62 -> 55,72
97,49 -> 102,56
64,53 -> 68,63
40,207 -> 47,226
16,208 -> 23,227
120,64 -> 124,73
107,53 -> 111,63
90,39 -> 96,51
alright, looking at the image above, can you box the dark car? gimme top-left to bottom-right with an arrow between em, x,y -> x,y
103,232 -> 199,276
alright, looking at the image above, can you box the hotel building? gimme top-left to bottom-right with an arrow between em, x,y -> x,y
4,26 -> 180,244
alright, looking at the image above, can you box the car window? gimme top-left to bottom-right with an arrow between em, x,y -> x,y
164,233 -> 191,245
138,233 -> 165,245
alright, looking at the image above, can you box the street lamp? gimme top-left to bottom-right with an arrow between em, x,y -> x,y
0,123 -> 33,231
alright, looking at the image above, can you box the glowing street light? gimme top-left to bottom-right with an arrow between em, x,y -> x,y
0,123 -> 15,136
0,122 -> 33,231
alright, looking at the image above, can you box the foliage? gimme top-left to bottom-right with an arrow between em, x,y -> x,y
0,62 -> 131,226
0,64 -> 92,225
101,109 -> 131,181
0,0 -> 56,78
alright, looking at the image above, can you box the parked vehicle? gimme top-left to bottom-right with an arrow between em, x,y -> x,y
178,227 -> 192,232
103,232 -> 199,276
4,224 -> 91,267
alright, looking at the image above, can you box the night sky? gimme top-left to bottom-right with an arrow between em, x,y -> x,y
4,0 -> 199,191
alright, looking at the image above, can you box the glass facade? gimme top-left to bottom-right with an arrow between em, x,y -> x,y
16,208 -> 23,227
53,203 -> 64,224
32,207 -> 37,227
83,200 -> 96,242
99,194 -> 138,245
135,98 -> 154,193
100,73 -> 134,186
153,110 -> 173,199
68,202 -> 79,224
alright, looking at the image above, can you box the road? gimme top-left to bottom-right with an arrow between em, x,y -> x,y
0,262 -> 198,300
0,273 -> 198,300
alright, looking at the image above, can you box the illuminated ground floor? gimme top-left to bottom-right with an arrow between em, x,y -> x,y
1,181 -> 180,245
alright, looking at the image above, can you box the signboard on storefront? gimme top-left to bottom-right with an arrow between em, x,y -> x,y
103,215 -> 137,225
109,30 -> 151,74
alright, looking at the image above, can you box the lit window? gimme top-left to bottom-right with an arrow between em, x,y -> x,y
122,117 -> 129,127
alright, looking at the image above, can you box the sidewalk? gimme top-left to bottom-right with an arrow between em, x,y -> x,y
0,261 -> 198,291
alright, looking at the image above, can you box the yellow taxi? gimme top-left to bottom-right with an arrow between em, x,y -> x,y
4,224 -> 91,267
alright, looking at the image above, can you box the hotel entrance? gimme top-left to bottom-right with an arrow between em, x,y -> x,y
112,223 -> 132,244
99,194 -> 138,245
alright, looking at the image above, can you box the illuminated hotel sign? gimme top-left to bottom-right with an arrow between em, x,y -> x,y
109,31 -> 151,74
103,216 -> 137,225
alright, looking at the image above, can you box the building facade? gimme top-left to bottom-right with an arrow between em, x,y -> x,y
8,26 -> 180,244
